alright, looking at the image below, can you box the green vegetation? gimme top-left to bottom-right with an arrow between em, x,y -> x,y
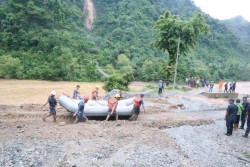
0,0 -> 102,81
0,0 -> 249,83
152,11 -> 209,64
103,73 -> 132,91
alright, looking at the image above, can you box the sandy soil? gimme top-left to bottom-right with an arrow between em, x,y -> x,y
0,80 -> 249,166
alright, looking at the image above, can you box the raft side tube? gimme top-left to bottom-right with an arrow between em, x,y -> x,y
58,95 -> 133,116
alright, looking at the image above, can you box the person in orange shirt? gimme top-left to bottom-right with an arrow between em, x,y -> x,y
218,80 -> 223,92
105,94 -> 121,122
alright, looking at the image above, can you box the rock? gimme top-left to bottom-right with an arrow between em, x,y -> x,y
58,122 -> 66,126
16,125 -> 22,129
18,130 -> 24,133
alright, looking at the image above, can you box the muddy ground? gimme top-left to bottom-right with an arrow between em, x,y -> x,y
0,80 -> 250,167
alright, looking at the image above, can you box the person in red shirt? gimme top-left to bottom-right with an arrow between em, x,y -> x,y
92,86 -> 99,100
129,94 -> 145,121
105,94 -> 121,122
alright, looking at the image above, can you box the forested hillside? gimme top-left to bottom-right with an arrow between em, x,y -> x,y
0,0 -> 250,82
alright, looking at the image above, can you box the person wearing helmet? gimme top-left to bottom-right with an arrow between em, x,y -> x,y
92,86 -> 99,100
129,94 -> 145,121
41,91 -> 57,122
105,94 -> 121,122
72,85 -> 81,99
73,96 -> 89,124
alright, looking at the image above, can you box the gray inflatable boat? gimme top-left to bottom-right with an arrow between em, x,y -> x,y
58,95 -> 134,116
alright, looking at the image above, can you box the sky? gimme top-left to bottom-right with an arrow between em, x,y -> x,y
193,0 -> 250,21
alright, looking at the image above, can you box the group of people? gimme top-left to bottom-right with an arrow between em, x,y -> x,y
225,97 -> 250,138
223,81 -> 237,93
186,77 -> 216,92
185,77 -> 202,88
41,85 -> 145,124
185,77 -> 237,93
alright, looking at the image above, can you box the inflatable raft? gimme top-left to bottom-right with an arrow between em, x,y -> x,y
58,95 -> 134,116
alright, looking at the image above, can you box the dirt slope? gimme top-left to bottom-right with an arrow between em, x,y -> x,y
84,0 -> 96,30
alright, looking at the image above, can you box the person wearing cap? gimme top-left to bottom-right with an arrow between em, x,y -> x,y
239,97 -> 249,129
243,103 -> 250,138
73,96 -> 89,124
105,94 -> 121,122
72,85 -> 80,99
92,86 -> 99,100
129,94 -> 145,121
41,91 -> 57,122
224,99 -> 238,136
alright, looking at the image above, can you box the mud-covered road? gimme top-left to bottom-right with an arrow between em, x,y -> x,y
0,80 -> 250,166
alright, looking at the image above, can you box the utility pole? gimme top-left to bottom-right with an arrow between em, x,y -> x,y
173,37 -> 180,91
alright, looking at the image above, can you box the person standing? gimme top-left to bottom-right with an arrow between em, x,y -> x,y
105,94 -> 121,122
129,94 -> 146,121
73,85 -> 81,99
234,99 -> 243,130
239,97 -> 249,129
229,82 -> 233,93
218,80 -> 223,92
41,91 -> 57,122
73,96 -> 89,124
232,81 -> 236,93
158,80 -> 164,95
243,104 -> 250,138
196,77 -> 200,88
209,81 -> 214,92
92,86 -> 99,100
224,82 -> 228,93
224,99 -> 238,136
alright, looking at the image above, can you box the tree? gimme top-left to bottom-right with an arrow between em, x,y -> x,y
152,11 -> 210,64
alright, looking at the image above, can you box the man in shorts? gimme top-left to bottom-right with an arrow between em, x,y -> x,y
105,94 -> 121,122
129,94 -> 145,121
73,96 -> 89,124
41,91 -> 57,122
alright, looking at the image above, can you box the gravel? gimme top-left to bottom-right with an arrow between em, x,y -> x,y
165,120 -> 250,167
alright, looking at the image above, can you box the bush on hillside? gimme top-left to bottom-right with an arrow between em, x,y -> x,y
103,73 -> 133,92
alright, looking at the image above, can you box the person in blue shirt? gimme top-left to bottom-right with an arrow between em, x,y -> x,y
158,80 -> 164,95
209,81 -> 214,92
41,91 -> 57,122
73,85 -> 81,99
73,96 -> 89,124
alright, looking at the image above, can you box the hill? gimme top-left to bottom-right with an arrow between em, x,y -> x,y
0,0 -> 250,82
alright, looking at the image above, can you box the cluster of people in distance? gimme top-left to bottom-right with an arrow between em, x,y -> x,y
185,77 -> 237,93
41,85 -> 145,124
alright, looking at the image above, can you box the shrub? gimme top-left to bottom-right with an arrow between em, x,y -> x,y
103,73 -> 132,91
